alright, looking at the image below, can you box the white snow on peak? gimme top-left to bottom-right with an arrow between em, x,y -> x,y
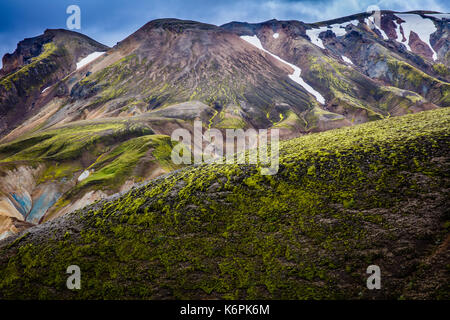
306,20 -> 359,49
241,35 -> 265,50
0,231 -> 14,241
364,16 -> 389,40
306,28 -> 326,49
394,14 -> 438,60
241,35 -> 325,105
76,52 -> 105,70
341,55 -> 354,65
273,32 -> 279,39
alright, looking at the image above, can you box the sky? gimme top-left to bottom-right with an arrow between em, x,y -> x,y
0,0 -> 449,66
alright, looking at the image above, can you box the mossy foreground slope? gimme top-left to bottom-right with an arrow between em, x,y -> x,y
0,108 -> 449,299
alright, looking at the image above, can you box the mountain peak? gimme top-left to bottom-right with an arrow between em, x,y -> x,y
1,28 -> 108,77
137,18 -> 219,33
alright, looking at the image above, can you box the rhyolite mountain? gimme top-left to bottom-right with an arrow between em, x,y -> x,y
0,10 -> 448,299
0,10 -> 449,239
0,29 -> 109,138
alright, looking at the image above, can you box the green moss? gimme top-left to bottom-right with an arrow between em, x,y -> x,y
215,116 -> 246,129
75,134 -> 181,191
432,63 -> 449,78
0,108 -> 448,299
0,119 -> 152,162
386,58 -> 450,105
439,85 -> 450,106
0,42 -> 60,92
0,119 -> 183,215
309,56 -> 352,92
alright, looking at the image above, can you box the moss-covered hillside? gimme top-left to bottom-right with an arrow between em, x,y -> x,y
0,108 -> 448,299
0,118 -> 182,228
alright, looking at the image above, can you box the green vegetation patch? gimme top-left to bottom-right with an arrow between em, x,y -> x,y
0,120 -> 153,162
0,108 -> 448,300
76,135 -> 181,191
0,42 -> 63,93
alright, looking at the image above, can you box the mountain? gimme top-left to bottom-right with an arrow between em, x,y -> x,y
0,11 -> 448,297
5,12 -> 448,144
222,11 -> 449,116
0,107 -> 448,299
0,29 -> 109,138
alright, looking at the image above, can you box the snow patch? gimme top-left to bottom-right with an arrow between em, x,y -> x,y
306,28 -> 326,49
273,32 -> 279,39
306,20 -> 359,49
76,52 -> 105,70
364,17 -> 388,40
341,55 -> 354,65
241,35 -> 325,104
41,86 -> 51,94
393,20 -> 409,49
78,170 -> 92,182
395,14 -> 438,60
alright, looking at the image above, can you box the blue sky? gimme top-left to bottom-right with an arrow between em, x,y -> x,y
0,0 -> 448,66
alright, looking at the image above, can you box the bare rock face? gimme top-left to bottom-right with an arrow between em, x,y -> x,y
409,31 -> 435,59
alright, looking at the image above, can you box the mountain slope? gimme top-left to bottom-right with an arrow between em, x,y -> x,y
0,107 -> 448,299
0,116 -> 191,238
0,29 -> 109,139
0,12 -> 448,240
222,11 -> 449,120
2,13 -> 449,143
52,19 -> 321,131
